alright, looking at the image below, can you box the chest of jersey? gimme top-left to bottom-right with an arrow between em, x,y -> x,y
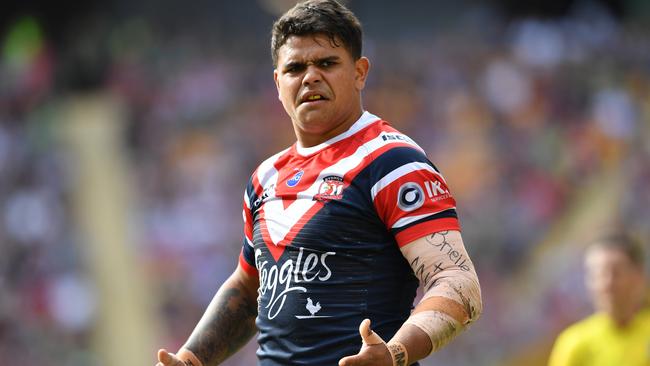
250,152 -> 413,322
251,149 -> 378,256
242,116 -> 432,365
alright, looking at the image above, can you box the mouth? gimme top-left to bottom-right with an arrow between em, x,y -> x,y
300,93 -> 328,105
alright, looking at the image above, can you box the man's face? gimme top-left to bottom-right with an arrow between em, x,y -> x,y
274,34 -> 369,146
585,246 -> 645,318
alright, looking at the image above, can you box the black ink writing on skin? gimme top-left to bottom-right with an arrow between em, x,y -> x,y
410,256 -> 445,289
388,343 -> 408,366
394,351 -> 407,366
425,232 -> 471,272
424,262 -> 445,292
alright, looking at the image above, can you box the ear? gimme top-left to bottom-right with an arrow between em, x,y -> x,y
354,57 -> 370,91
273,68 -> 281,101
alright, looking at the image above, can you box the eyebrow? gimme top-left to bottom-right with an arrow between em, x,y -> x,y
282,56 -> 341,70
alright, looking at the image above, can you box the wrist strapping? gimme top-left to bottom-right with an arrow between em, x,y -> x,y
387,341 -> 409,366
176,348 -> 203,366
404,310 -> 462,355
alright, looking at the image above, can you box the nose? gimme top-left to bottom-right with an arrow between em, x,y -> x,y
302,65 -> 322,85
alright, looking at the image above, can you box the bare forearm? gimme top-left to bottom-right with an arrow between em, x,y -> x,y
409,231 -> 482,322
182,270 -> 258,366
393,230 -> 482,363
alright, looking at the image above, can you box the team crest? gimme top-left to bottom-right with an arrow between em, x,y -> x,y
314,176 -> 345,201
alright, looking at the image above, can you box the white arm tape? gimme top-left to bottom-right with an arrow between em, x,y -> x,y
404,310 -> 461,355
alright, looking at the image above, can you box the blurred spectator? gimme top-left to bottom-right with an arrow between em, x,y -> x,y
548,233 -> 649,366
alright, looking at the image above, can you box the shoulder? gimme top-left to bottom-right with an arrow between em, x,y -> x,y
556,313 -> 606,346
360,117 -> 426,155
351,117 -> 453,193
355,117 -> 434,171
248,146 -> 293,186
635,306 -> 650,328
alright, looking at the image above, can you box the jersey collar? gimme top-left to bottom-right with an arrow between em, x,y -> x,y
295,111 -> 380,157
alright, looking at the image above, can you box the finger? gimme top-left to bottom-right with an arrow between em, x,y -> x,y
157,349 -> 180,365
359,318 -> 384,345
338,354 -> 361,366
339,347 -> 382,366
158,349 -> 169,363
338,355 -> 350,366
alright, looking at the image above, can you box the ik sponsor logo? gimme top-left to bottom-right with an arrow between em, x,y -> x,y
397,182 -> 425,211
397,179 -> 451,211
423,180 -> 450,201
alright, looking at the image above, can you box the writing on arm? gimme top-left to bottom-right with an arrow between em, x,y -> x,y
399,230 -> 482,354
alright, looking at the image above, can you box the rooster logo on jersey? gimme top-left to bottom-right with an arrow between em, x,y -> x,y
314,175 -> 345,201
306,298 -> 321,316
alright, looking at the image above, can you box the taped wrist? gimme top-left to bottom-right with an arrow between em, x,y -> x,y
386,341 -> 409,366
404,310 -> 462,355
176,348 -> 203,366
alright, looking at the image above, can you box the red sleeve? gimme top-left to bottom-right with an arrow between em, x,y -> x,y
239,248 -> 258,276
372,160 -> 460,247
240,189 -> 258,275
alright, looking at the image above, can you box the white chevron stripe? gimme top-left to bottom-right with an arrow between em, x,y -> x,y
262,131 -> 396,245
243,190 -> 251,209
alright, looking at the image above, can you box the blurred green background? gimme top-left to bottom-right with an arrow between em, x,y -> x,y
1,0 -> 649,365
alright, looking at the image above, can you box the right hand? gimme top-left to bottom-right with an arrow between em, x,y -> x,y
338,319 -> 393,366
156,349 -> 186,366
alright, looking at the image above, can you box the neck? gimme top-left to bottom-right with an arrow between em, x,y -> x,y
609,300 -> 643,328
296,110 -> 364,148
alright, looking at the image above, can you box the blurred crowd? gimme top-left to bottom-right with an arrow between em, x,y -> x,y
0,1 -> 648,365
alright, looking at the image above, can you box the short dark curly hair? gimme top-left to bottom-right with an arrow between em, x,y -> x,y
589,232 -> 645,269
271,0 -> 363,67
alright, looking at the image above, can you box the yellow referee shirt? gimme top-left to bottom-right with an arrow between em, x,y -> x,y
548,308 -> 650,366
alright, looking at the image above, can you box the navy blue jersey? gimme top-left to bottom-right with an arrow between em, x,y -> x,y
239,112 -> 460,365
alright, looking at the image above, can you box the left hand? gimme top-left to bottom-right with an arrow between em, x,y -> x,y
156,349 -> 187,366
338,319 -> 393,366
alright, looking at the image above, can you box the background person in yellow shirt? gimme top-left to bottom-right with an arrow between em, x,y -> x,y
548,232 -> 650,366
